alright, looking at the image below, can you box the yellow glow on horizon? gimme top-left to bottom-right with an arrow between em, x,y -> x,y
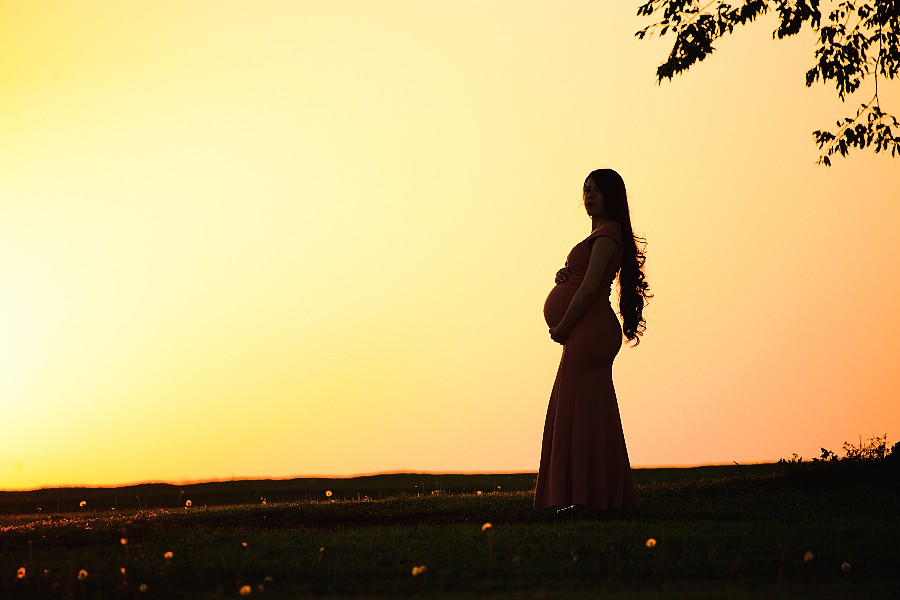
1,1 -> 898,490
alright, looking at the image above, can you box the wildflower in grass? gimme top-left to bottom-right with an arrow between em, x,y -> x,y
325,490 -> 332,498
476,490 -> 483,496
645,538 -> 657,548
803,551 -> 814,563
185,499 -> 192,508
79,501 -> 86,508
163,551 -> 173,560
139,583 -> 148,593
77,569 -> 88,580
841,561 -> 851,572
239,584 -> 252,595
242,541 -> 248,548
481,522 -> 492,531
411,565 -> 427,576
17,567 -> 26,579
120,537 -> 128,545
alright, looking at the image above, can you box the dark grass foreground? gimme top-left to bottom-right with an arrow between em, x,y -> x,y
1,464 -> 898,599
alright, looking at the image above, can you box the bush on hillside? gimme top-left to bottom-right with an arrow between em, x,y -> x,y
778,435 -> 899,487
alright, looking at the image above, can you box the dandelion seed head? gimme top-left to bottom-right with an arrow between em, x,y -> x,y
841,561 -> 851,572
803,550 -> 814,563
645,538 -> 657,548
185,500 -> 192,507
411,565 -> 427,576
163,551 -> 173,560
319,547 -> 325,553
16,567 -> 26,579
242,541 -> 248,548
476,490 -> 483,496
77,569 -> 88,580
120,537 -> 128,545
325,490 -> 332,497
481,522 -> 492,531
239,584 -> 252,595
119,567 -> 126,574
79,501 -> 86,508
139,583 -> 148,593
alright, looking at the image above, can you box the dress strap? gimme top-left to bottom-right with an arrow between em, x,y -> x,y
586,221 -> 623,249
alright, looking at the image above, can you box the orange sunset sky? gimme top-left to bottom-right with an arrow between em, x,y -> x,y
2,1 -> 899,491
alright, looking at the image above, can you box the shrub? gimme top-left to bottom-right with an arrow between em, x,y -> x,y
778,435 -> 898,486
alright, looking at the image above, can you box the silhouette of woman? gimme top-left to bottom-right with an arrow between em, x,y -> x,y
535,168 -> 651,516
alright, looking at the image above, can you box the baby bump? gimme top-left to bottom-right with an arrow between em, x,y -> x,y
544,283 -> 576,328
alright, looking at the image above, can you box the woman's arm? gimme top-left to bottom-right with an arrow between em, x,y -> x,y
550,237 -> 618,344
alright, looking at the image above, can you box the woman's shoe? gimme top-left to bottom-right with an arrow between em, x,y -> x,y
554,505 -> 585,520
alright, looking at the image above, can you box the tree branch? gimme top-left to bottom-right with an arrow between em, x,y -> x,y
636,0 -> 900,165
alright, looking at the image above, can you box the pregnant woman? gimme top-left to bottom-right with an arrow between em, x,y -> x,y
535,168 -> 651,516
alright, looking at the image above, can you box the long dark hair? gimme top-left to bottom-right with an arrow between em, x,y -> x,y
587,169 -> 652,345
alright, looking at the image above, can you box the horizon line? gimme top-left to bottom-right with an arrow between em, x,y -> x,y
0,461 -> 781,493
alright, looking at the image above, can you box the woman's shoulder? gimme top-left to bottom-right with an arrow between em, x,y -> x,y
586,220 -> 623,242
595,220 -> 621,233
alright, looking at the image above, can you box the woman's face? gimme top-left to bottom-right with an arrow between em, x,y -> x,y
583,177 -> 604,218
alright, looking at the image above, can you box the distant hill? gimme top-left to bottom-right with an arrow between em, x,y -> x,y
0,463 -> 782,516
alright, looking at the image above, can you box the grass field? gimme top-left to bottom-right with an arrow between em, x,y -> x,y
1,462 -> 897,599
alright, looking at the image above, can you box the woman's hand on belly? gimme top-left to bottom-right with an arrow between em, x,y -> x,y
549,326 -> 567,345
554,267 -> 571,284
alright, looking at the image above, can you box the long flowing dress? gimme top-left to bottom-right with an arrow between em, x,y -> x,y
535,220 -> 636,510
